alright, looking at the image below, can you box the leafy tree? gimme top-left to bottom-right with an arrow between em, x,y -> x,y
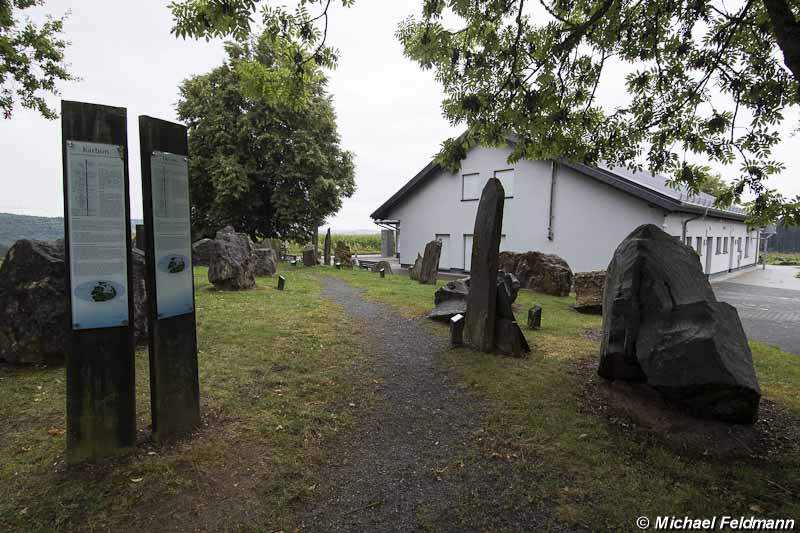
176,32 -> 355,242
1,0 -> 72,119
396,0 -> 800,227
700,173 -> 730,198
172,0 -> 800,227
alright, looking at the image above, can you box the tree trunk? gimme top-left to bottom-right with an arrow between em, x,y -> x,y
763,0 -> 800,83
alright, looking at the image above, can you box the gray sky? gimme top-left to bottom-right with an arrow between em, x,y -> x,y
1,1 -> 798,231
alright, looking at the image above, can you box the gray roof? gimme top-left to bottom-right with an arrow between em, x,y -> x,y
371,145 -> 748,222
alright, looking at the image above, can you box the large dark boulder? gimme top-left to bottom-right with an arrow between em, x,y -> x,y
429,272 -> 519,325
418,240 -> 442,284
208,226 -> 256,290
599,224 -> 760,423
0,239 -> 148,365
192,238 -> 214,266
498,251 -> 573,296
573,270 -> 605,314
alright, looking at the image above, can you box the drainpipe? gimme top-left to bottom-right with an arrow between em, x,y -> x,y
681,207 -> 710,243
547,161 -> 558,241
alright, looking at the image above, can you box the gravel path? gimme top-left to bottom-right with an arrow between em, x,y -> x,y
299,276 -> 565,532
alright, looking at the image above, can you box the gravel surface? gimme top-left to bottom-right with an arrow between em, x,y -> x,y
299,276 -> 567,532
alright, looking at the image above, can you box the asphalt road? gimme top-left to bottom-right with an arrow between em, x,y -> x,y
714,267 -> 800,355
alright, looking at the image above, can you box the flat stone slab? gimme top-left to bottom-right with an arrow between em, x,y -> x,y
428,299 -> 467,322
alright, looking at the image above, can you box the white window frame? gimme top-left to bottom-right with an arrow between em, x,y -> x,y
461,172 -> 482,201
493,168 -> 515,199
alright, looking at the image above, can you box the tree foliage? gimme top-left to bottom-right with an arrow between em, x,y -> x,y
171,0 -> 800,227
176,33 -> 355,241
397,0 -> 800,227
0,0 -> 72,119
699,172 -> 729,197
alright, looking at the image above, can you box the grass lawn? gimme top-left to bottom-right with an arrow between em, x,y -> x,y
0,267 -> 374,531
323,267 -> 800,528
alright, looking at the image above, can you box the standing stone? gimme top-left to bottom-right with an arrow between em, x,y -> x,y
464,178 -> 505,352
418,240 -> 442,284
253,247 -> 277,276
208,226 -> 256,290
495,319 -> 530,357
192,238 -> 214,266
302,247 -> 317,267
527,306 -> 542,330
135,224 -> 146,251
409,253 -> 423,280
599,224 -> 760,423
369,260 -> 393,274
0,239 -> 149,365
334,241 -> 353,268
312,228 -> 319,261
381,229 -> 396,257
323,228 -> 332,266
573,271 -> 605,314
277,275 -> 286,291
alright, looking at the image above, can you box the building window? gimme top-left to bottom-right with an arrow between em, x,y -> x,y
716,237 -> 722,254
723,237 -> 729,254
494,169 -> 514,198
737,237 -> 742,253
462,173 -> 481,200
685,235 -> 692,247
696,236 -> 703,255
745,237 -> 750,257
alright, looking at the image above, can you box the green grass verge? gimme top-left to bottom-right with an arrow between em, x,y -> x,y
765,252 -> 800,266
316,266 -> 800,528
0,266 -> 374,531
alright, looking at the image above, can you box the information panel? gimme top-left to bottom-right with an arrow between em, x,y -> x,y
66,140 -> 129,329
150,151 -> 194,318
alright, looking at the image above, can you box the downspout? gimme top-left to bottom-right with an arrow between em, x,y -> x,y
681,207 -> 710,242
547,160 -> 558,241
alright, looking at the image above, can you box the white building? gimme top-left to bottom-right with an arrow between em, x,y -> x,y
371,142 -> 759,276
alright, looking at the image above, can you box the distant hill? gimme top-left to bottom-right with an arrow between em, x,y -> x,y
0,213 -> 143,252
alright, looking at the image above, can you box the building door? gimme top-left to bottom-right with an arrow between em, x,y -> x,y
464,234 -> 473,272
728,236 -> 734,272
435,234 -> 450,270
705,237 -> 713,274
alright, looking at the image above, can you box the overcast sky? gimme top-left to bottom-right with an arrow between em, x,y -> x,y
1,1 -> 798,231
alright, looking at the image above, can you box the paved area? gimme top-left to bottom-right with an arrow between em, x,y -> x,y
713,265 -> 800,355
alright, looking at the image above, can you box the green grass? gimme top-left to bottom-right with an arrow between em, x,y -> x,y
312,267 -> 800,529
0,266 -> 374,531
287,233 -> 381,256
765,252 -> 800,266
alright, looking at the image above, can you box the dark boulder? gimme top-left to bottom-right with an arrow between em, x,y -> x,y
208,226 -> 256,290
498,251 -> 573,296
434,277 -> 470,305
599,224 -> 760,424
0,239 -> 148,365
192,238 -> 214,266
427,299 -> 467,322
418,240 -> 442,284
573,271 -> 605,314
302,247 -> 317,267
253,247 -> 277,277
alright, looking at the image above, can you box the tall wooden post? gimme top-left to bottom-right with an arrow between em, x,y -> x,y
139,116 -> 200,441
61,100 -> 136,463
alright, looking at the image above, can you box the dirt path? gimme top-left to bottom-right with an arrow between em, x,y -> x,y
299,276 -> 565,532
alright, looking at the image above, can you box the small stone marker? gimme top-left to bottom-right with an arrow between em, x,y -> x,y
450,314 -> 465,348
277,275 -> 286,291
380,268 -> 386,278
335,262 -> 341,270
528,306 -> 542,329
291,259 -> 297,267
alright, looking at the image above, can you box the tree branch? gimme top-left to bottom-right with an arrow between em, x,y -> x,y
762,0 -> 800,83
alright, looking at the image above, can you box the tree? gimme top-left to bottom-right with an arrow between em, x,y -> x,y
176,32 -> 355,242
1,0 -> 72,119
700,173 -> 729,198
172,0 -> 800,227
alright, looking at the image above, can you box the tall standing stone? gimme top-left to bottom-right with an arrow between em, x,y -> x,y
135,224 -> 146,251
323,228 -> 331,266
464,178 -> 505,352
418,240 -> 442,284
312,227 -> 319,261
